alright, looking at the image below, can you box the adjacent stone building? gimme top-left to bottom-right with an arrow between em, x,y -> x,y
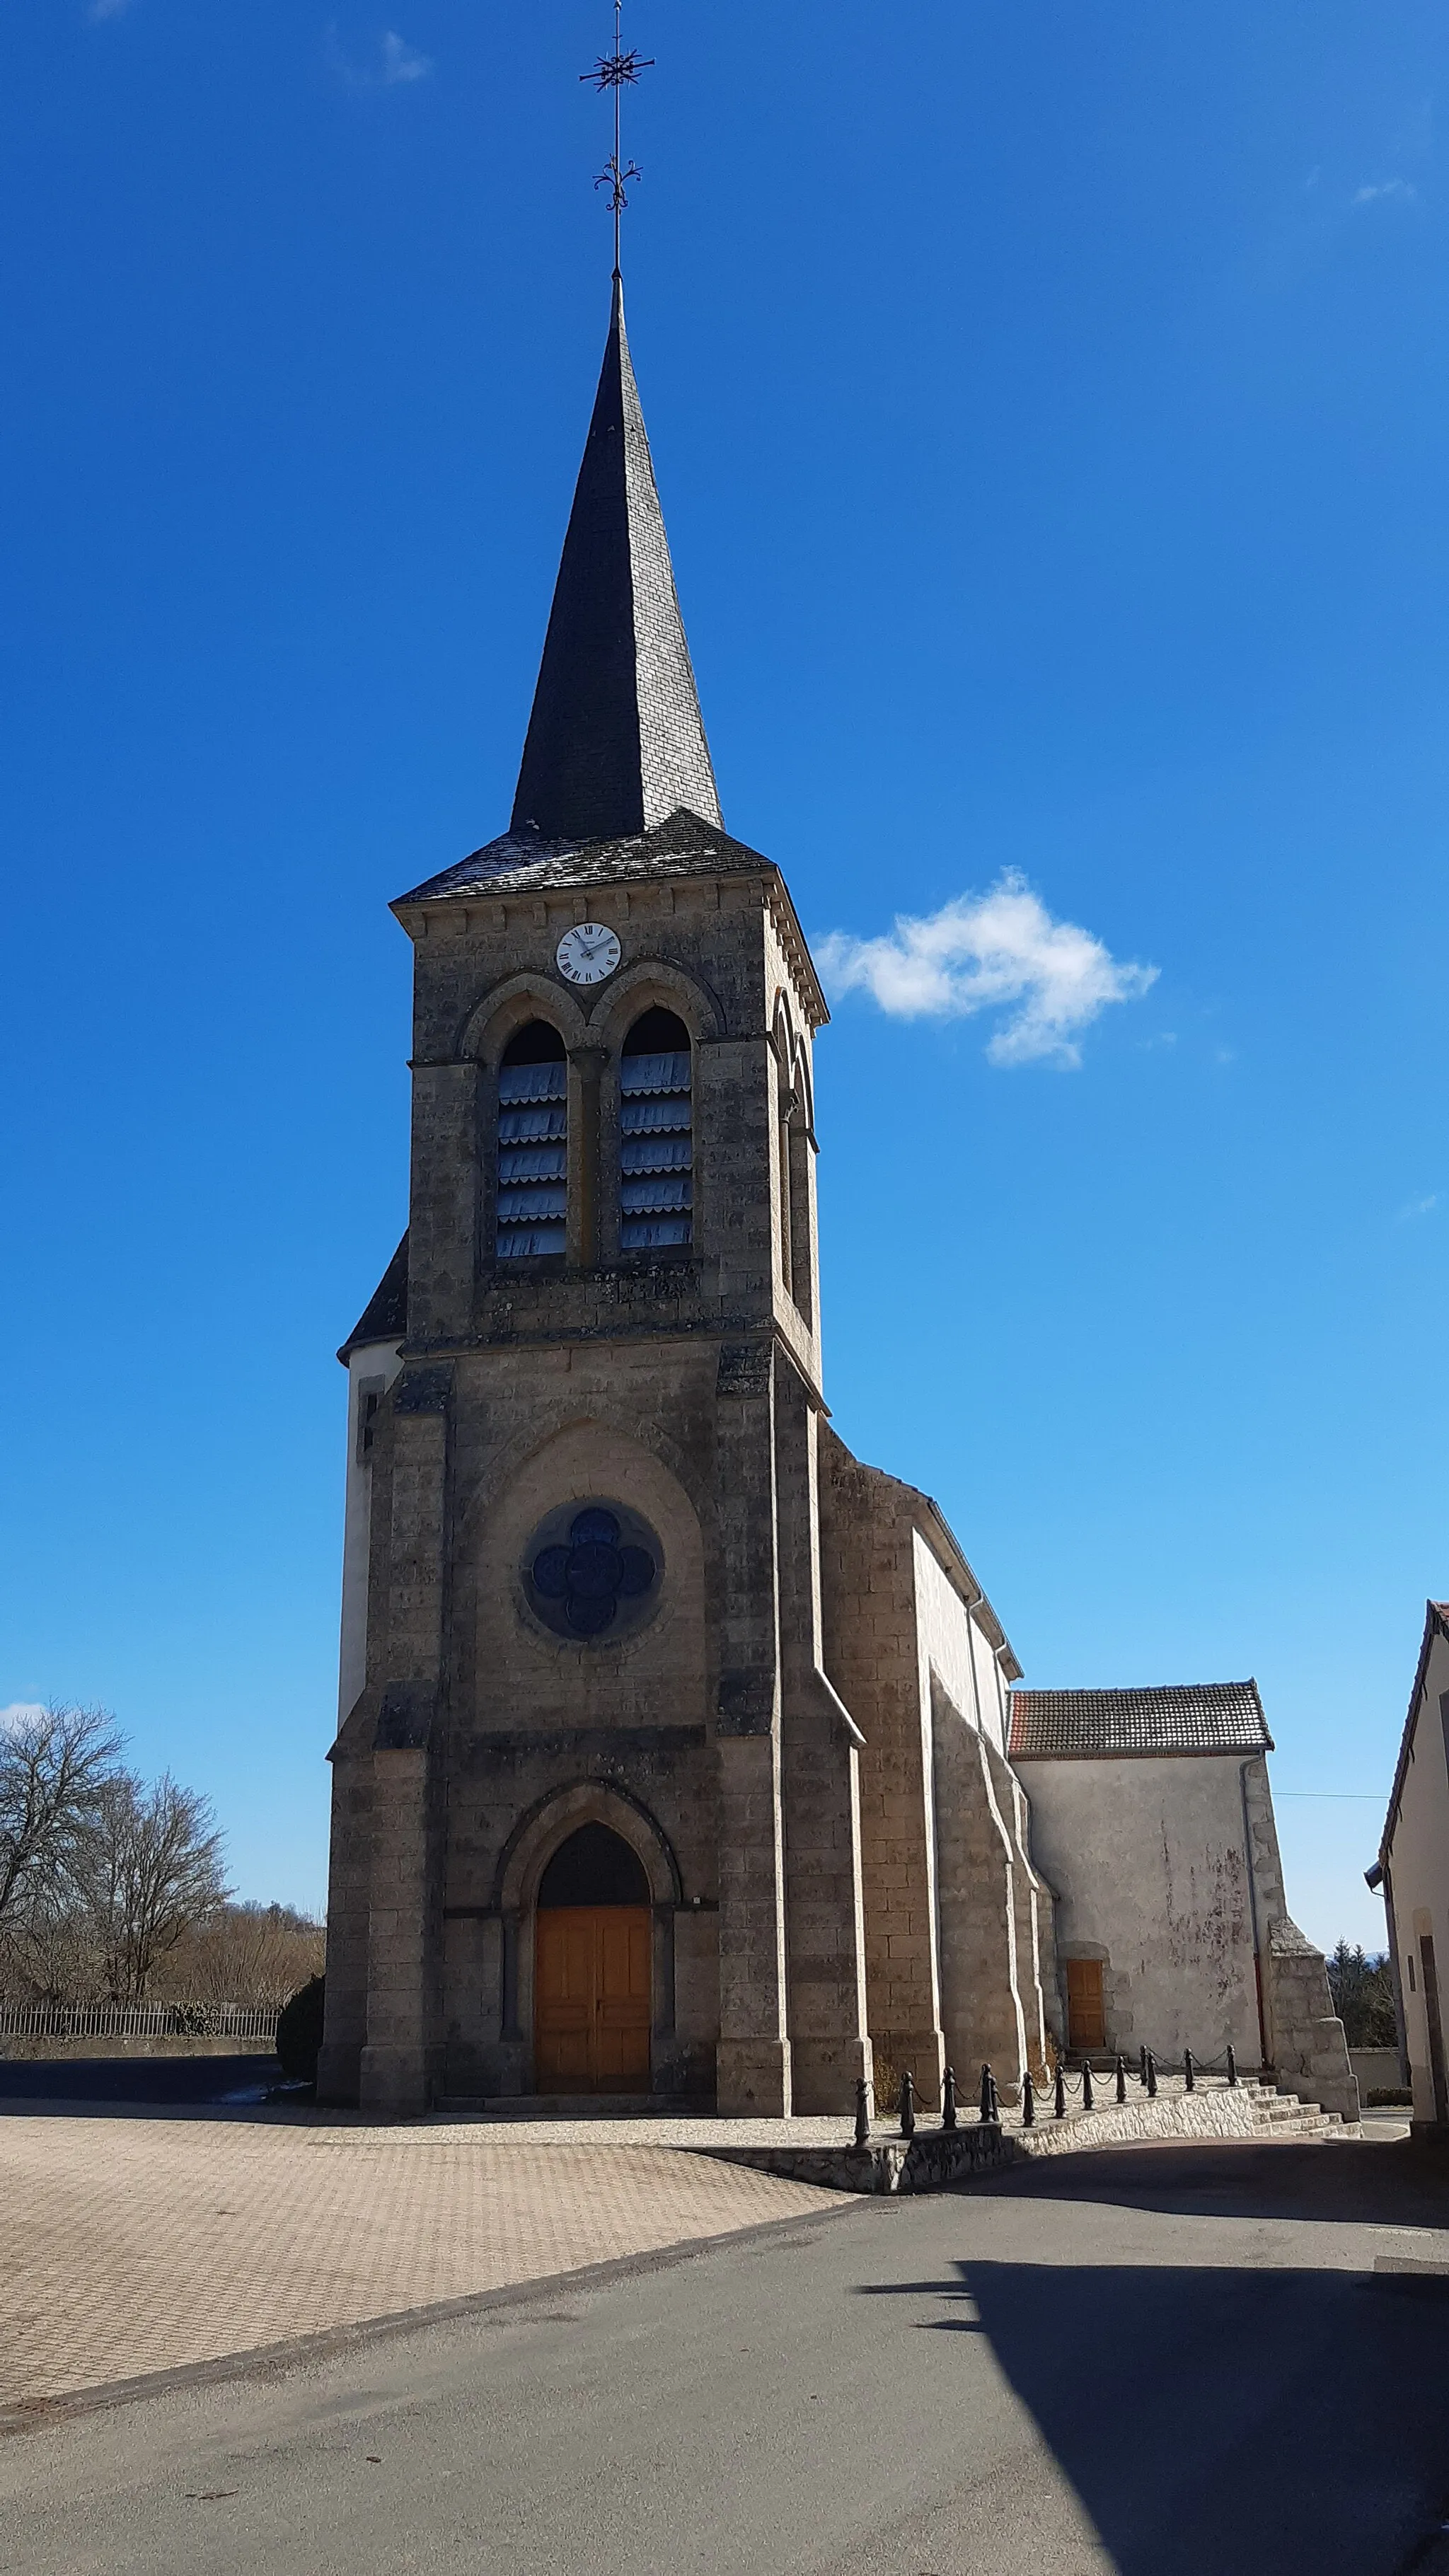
1015,1685 -> 1357,2121
318,277 -> 1353,2124
1370,1602 -> 1449,2133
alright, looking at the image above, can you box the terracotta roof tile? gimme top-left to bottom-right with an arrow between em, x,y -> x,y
1008,1681 -> 1271,1760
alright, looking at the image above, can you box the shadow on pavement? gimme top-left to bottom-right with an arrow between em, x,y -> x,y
0,2054 -> 284,2108
860,2246 -> 1449,2576
971,2135 -> 1449,2230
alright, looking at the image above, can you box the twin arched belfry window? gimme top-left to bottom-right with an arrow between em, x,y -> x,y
494,1010 -> 693,1261
619,1009 -> 692,1252
496,1022 -> 568,1259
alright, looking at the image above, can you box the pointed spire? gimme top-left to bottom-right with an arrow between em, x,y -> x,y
511,277 -> 722,843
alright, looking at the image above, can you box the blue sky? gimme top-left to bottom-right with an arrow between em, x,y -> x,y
1,1 -> 1443,1948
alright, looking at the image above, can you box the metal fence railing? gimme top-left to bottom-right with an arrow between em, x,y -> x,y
0,2001 -> 280,2043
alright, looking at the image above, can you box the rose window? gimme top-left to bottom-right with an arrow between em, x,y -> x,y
522,1502 -> 663,1642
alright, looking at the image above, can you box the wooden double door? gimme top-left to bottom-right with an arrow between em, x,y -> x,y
535,1905 -> 652,2093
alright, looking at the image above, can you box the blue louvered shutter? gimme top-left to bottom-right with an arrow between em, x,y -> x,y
620,1015 -> 692,1251
497,1029 -> 567,1257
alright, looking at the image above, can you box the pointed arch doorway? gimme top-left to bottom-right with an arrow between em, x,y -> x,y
534,1824 -> 652,2093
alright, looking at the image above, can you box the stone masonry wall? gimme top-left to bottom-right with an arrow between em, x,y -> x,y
325,850 -> 865,2115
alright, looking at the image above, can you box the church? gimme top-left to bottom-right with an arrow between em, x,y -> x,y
317,277 -> 1356,2127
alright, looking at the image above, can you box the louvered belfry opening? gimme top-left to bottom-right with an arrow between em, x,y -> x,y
619,1008 -> 693,1252
497,1020 -> 568,1259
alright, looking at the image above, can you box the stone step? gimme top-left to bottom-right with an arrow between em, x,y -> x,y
436,2092 -> 688,2119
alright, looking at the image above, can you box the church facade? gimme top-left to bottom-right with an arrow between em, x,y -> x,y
318,282 -> 1355,2125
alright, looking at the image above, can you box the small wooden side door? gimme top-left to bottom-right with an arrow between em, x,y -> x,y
1066,1958 -> 1106,2050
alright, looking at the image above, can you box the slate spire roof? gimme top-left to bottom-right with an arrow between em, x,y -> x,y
510,275 -> 722,845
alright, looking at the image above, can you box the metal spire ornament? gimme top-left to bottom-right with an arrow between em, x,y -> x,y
582,0 -> 654,275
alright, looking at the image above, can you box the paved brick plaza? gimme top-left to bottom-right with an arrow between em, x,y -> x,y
0,2112 -> 843,2406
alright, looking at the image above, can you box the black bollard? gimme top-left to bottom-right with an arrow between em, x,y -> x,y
1184,2048 -> 1195,2093
1022,2067 -> 1035,2127
854,2076 -> 870,2147
1227,2043 -> 1238,2089
942,2066 -> 957,2130
1146,2050 -> 1158,2098
1115,2055 -> 1126,2104
979,2063 -> 994,2123
1082,2060 -> 1095,2112
1139,2045 -> 1148,2087
1054,2065 -> 1066,2120
900,2070 -> 916,2139
988,2069 -> 1001,2123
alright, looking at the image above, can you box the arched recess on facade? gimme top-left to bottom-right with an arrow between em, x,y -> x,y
457,975 -> 589,1067
770,991 -> 814,1322
458,981 -> 591,1267
496,1778 -> 683,1914
492,1779 -> 683,2066
459,1409 -> 715,1592
584,958 -> 724,1050
573,964 -> 718,1264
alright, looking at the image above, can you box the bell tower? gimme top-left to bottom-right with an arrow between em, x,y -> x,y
319,273 -> 873,2119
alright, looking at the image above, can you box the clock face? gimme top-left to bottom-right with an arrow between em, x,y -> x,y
555,922 -> 621,987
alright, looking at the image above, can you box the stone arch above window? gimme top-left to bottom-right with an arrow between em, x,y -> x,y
497,1019 -> 567,1259
619,1007 -> 692,1253
495,1779 -> 683,1914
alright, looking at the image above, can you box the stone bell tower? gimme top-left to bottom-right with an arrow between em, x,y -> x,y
318,277 -> 877,2118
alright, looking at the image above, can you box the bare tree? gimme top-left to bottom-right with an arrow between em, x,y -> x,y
85,1772 -> 231,2002
0,1704 -> 122,1937
162,1902 -> 325,2007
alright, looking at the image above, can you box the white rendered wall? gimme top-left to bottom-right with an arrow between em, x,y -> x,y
909,1530 -> 1008,1757
1021,1754 -> 1267,2064
337,1340 -> 404,1724
1386,1623 -> 1449,2126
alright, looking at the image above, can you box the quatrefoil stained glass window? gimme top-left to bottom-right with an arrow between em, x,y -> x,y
522,1501 -> 663,1642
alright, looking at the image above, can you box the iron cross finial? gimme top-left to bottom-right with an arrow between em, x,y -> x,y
580,0 -> 654,275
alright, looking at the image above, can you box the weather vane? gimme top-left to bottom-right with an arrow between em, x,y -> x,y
581,0 -> 654,276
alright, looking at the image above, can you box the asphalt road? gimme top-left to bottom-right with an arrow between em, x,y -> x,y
0,2054 -> 282,2105
4,2137 -> 1447,2576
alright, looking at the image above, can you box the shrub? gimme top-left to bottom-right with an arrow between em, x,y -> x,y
275,1974 -> 325,2083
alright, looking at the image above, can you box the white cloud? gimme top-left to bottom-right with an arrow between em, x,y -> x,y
381,30 -> 432,83
0,1702 -> 47,1734
326,24 -> 433,89
1397,1192 -> 1438,1222
1353,178 -> 1418,206
88,0 -> 134,19
815,871 -> 1158,1069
